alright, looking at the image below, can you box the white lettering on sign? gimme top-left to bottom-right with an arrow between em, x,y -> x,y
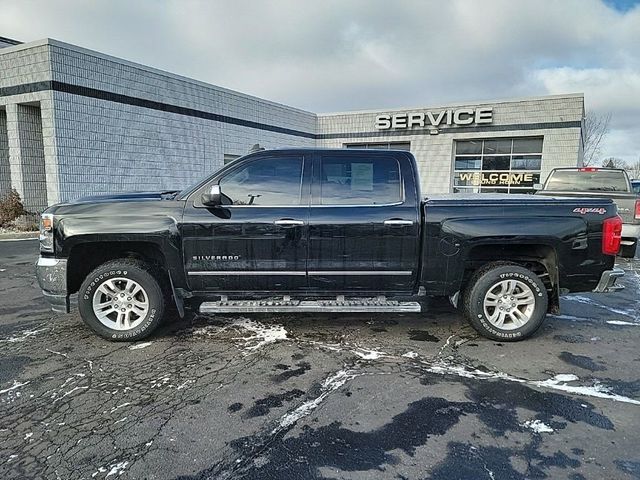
375,107 -> 493,130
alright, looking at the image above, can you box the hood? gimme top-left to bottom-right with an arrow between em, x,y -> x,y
71,190 -> 181,204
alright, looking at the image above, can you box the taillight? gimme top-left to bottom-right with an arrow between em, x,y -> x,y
579,167 -> 599,172
635,199 -> 640,220
602,215 -> 623,255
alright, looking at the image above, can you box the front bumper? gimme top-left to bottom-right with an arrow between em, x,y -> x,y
592,268 -> 625,293
35,257 -> 70,313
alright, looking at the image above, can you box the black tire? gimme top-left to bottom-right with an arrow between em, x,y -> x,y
462,262 -> 548,341
78,259 -> 165,341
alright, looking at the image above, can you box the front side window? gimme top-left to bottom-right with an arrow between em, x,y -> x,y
219,156 -> 303,205
320,156 -> 402,205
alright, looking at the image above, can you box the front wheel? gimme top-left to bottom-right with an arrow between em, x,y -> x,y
462,263 -> 548,341
78,259 -> 165,341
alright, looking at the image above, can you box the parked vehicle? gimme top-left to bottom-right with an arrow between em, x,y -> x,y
36,149 -> 624,342
536,167 -> 640,258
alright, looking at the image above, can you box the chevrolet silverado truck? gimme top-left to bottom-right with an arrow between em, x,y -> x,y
537,167 -> 640,258
36,149 -> 625,342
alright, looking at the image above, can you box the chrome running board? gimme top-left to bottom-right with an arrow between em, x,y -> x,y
199,296 -> 421,314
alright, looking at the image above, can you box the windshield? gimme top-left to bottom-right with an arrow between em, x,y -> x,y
545,170 -> 629,192
177,159 -> 241,198
632,181 -> 640,195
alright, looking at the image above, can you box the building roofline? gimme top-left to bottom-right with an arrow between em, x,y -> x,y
317,93 -> 585,117
0,36 -> 22,46
0,39 -> 584,121
0,38 -> 317,117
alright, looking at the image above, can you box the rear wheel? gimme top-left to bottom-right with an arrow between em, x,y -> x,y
78,259 -> 165,341
462,262 -> 548,341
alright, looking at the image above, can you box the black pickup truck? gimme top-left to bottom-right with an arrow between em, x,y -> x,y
36,149 -> 624,342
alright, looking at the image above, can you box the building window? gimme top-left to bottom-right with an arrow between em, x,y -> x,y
453,137 -> 543,194
344,142 -> 411,151
224,153 -> 241,165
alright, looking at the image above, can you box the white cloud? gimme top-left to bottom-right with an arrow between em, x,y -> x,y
0,0 -> 639,161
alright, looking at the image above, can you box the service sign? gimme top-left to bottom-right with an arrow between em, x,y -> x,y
375,107 -> 493,130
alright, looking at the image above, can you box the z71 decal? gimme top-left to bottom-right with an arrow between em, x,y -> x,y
573,207 -> 607,215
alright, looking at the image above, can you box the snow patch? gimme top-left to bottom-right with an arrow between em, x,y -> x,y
232,318 -> 288,351
549,314 -> 591,322
109,403 -> 131,413
92,461 -> 129,478
402,351 -> 419,359
522,419 -> 554,433
128,342 -> 153,350
0,380 -> 29,395
424,362 -> 640,405
53,386 -> 88,403
274,369 -> 356,433
194,317 -> 288,352
176,380 -> 195,390
150,376 -> 171,389
565,295 -> 635,317
352,347 -> 386,360
533,374 -> 640,405
45,348 -> 68,357
2,327 -> 47,343
607,320 -> 639,326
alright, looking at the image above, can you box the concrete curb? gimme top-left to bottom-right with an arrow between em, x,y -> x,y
0,231 -> 39,241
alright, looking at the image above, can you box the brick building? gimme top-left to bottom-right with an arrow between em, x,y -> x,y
0,38 -> 584,211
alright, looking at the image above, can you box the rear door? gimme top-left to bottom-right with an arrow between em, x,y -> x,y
307,151 -> 420,293
182,152 -> 311,292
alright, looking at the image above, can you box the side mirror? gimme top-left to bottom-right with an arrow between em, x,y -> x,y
533,183 -> 543,191
201,184 -> 222,206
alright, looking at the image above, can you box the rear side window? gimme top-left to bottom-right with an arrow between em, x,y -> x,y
219,156 -> 303,205
545,170 -> 629,192
320,156 -> 402,205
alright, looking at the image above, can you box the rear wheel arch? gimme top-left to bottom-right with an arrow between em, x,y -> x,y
457,243 -> 559,313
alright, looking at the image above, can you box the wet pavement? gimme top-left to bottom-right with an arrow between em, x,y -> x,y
0,240 -> 639,479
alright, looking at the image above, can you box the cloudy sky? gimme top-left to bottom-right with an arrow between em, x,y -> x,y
1,0 -> 639,163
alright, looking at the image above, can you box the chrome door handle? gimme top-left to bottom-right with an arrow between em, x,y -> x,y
383,219 -> 414,226
274,219 -> 304,227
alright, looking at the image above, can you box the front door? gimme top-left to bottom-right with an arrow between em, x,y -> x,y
182,153 -> 311,292
308,151 -> 420,293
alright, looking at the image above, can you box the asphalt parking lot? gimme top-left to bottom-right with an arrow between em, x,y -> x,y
0,240 -> 639,480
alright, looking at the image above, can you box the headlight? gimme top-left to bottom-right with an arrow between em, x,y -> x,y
40,213 -> 54,252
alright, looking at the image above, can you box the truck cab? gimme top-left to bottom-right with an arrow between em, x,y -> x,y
182,148 -> 421,295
